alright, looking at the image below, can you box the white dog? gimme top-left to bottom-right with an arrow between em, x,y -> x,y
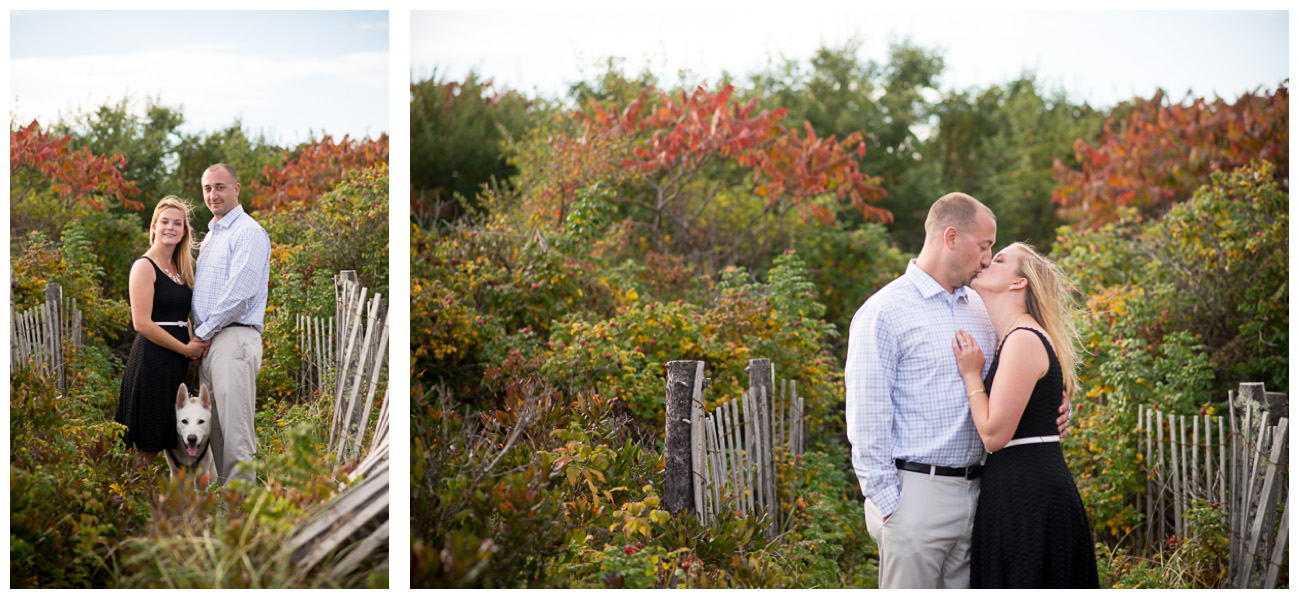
165,382 -> 218,483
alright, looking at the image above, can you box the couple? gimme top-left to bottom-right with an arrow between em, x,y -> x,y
113,164 -> 271,485
846,192 -> 1099,588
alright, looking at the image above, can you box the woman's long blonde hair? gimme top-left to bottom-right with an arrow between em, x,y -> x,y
149,196 -> 197,287
1010,242 -> 1079,400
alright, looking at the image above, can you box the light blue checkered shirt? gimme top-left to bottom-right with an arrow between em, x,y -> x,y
845,259 -> 996,517
192,204 -> 271,341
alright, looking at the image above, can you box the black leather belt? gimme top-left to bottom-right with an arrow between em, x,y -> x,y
896,458 -> 982,479
228,323 -> 255,329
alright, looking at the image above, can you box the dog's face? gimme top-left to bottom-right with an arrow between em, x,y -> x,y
174,383 -> 213,459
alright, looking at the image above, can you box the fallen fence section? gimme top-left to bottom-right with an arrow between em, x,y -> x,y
286,270 -> 389,585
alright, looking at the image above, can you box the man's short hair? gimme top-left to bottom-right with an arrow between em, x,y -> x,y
205,163 -> 239,185
924,192 -> 994,238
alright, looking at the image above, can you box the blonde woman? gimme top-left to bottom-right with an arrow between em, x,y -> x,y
952,242 -> 1099,588
114,196 -> 210,467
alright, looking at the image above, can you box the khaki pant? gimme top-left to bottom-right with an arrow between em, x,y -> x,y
199,326 -> 262,484
863,468 -> 981,588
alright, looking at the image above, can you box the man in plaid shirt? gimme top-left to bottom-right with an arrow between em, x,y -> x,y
193,163 -> 271,485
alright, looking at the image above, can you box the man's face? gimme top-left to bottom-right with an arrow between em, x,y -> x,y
951,211 -> 997,288
201,168 -> 240,219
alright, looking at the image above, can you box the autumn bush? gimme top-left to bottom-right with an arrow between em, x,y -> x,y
411,379 -> 877,588
1053,84 -> 1288,229
259,163 -> 390,403
1055,160 -> 1287,549
410,78 -> 889,586
9,367 -> 153,587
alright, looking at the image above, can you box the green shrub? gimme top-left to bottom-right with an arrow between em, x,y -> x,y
1054,161 -> 1287,550
1096,500 -> 1230,589
259,162 -> 390,404
10,228 -> 131,348
9,367 -> 153,588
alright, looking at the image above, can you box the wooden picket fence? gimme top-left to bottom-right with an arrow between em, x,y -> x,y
285,270 -> 390,582
295,308 -> 335,398
10,282 -> 82,393
1135,404 -> 1230,544
1136,382 -> 1288,588
325,271 -> 390,465
664,358 -> 805,536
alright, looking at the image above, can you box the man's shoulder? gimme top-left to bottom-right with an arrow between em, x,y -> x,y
860,272 -> 917,311
229,212 -> 270,242
849,273 -> 914,331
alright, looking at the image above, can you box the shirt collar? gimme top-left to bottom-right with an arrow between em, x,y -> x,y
905,259 -> 970,303
207,204 -> 247,232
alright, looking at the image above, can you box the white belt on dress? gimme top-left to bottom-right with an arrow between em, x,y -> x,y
155,321 -> 189,327
1002,435 -> 1060,448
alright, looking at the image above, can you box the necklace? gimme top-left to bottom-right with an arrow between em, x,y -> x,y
159,264 -> 183,285
1000,313 -> 1032,343
148,251 -> 183,285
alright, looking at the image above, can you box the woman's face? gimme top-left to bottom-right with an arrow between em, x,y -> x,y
972,245 -> 1024,297
153,207 -> 186,248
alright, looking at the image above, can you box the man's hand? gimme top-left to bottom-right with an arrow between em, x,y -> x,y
1056,391 -> 1073,436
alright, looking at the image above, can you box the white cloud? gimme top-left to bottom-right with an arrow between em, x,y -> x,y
11,45 -> 388,144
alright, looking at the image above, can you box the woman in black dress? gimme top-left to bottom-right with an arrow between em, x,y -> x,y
952,242 -> 1099,588
115,196 -> 209,467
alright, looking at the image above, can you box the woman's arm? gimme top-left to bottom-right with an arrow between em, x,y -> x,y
953,329 -> 1048,452
128,260 -> 206,358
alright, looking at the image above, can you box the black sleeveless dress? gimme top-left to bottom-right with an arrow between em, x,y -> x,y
114,257 -> 192,453
972,327 -> 1099,588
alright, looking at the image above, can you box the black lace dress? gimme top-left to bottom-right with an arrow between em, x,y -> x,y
114,257 -> 192,453
972,327 -> 1100,588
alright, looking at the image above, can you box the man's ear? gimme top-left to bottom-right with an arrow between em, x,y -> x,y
944,226 -> 959,249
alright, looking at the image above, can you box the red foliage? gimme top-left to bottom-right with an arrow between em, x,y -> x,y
1052,84 -> 1288,229
576,84 -> 889,224
249,134 -> 389,211
10,120 -> 141,211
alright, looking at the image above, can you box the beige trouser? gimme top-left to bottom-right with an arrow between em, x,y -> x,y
199,326 -> 262,484
863,468 -> 981,588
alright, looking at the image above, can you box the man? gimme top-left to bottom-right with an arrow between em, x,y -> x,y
192,163 -> 271,484
845,192 -> 1069,588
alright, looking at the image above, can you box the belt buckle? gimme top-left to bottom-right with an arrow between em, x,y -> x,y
964,464 -> 980,479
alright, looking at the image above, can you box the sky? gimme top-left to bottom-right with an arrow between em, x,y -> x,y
10,10 -> 390,147
412,9 -> 1289,109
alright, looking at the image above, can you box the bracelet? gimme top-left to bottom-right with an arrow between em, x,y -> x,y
968,389 -> 986,398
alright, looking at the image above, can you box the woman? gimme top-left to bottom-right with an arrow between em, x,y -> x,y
952,242 -> 1099,588
114,196 -> 209,467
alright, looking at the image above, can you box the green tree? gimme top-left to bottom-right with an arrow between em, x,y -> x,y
53,97 -> 185,215
172,122 -> 284,232
411,71 -> 535,225
924,76 -> 1106,249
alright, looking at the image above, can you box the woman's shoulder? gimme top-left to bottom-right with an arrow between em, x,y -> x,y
1008,326 -> 1057,357
998,327 -> 1052,370
129,256 -> 158,281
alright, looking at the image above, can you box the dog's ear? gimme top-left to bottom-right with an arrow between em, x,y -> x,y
176,383 -> 190,410
200,383 -> 212,410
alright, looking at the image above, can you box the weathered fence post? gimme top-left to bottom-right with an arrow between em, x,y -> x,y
43,283 -> 65,391
664,360 -> 703,516
747,358 -> 778,535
